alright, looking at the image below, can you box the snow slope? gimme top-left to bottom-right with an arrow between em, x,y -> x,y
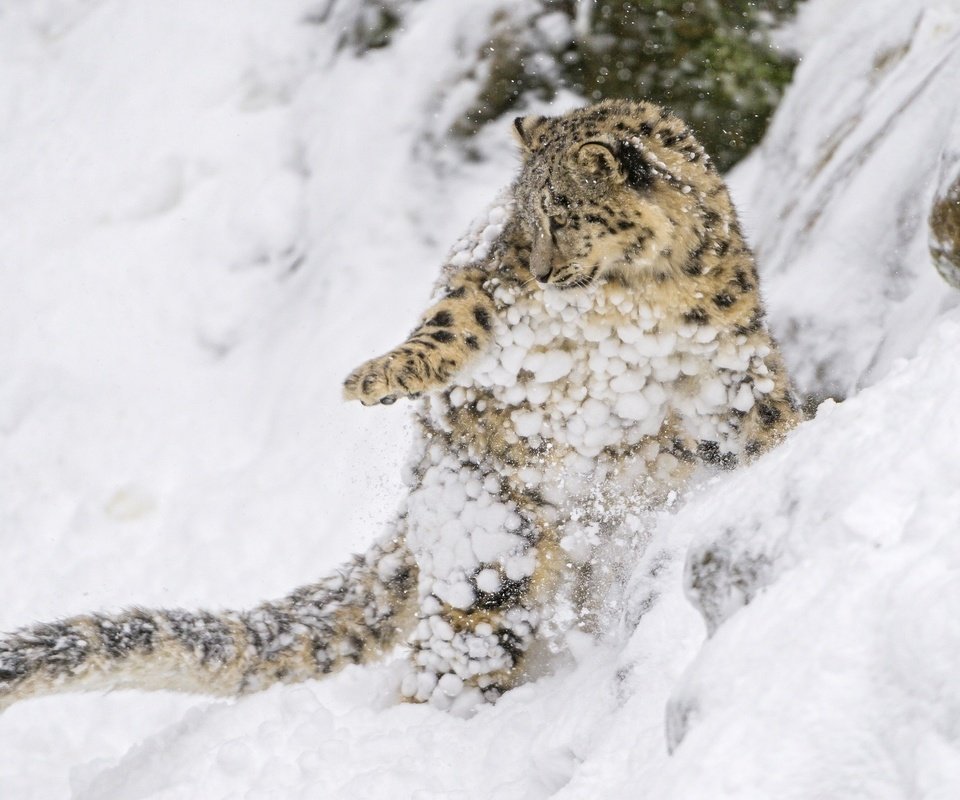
1,0 -> 959,797
660,315 -> 960,799
734,0 -> 960,399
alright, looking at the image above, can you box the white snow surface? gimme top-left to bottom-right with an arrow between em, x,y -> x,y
1,0 -> 959,797
732,0 -> 960,398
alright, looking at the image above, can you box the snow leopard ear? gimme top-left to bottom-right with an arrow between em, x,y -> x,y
512,115 -> 546,152
572,141 -> 626,185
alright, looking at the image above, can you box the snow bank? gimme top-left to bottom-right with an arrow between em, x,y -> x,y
732,0 -> 960,399
659,1 -> 960,794
657,313 -> 960,797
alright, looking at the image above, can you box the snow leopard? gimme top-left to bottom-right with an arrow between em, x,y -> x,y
0,100 -> 799,714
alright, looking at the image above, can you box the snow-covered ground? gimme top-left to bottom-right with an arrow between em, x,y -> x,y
1,0 -> 959,797
737,0 -> 960,399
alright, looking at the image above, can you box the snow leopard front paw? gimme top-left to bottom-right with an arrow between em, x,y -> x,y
343,353 -> 428,406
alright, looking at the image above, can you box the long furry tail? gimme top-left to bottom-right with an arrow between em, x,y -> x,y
0,533 -> 416,712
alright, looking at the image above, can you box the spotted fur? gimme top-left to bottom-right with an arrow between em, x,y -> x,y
1,100 -> 799,714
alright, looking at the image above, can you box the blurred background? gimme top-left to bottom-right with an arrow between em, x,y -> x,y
350,0 -> 800,171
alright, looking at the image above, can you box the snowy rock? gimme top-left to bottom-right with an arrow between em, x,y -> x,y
734,0 -> 960,397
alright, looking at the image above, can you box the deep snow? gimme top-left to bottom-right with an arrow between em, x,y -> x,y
1,0 -> 959,797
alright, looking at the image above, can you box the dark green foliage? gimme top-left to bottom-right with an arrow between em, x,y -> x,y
455,0 -> 799,171
451,26 -> 551,139
320,0 -> 799,169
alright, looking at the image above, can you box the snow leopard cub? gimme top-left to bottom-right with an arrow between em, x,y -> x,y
0,100 -> 799,714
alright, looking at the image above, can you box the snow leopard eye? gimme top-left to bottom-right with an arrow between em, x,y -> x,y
617,141 -> 654,191
542,187 -> 571,226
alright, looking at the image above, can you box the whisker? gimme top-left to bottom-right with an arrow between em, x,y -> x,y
520,276 -> 541,292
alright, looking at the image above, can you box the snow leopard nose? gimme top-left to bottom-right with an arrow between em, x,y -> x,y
530,228 -> 554,282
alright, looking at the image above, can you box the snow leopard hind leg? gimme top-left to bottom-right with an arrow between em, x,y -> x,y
0,532 -> 416,713
393,442 -> 575,713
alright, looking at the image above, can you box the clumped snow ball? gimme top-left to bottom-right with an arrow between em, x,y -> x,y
399,448 -> 540,709
448,276 -> 776,474
447,195 -> 513,272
